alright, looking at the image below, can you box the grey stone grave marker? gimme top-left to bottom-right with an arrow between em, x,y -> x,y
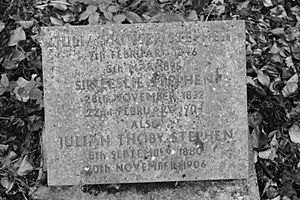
41,20 -> 248,186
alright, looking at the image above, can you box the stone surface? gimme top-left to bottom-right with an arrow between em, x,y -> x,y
34,134 -> 258,200
41,20 -> 248,186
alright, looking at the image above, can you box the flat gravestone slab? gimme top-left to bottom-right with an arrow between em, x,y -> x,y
41,20 -> 248,186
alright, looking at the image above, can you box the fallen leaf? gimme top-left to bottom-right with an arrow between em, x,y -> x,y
269,42 -> 280,54
210,0 -> 226,16
50,0 -> 69,11
103,11 -> 113,20
257,70 -> 271,87
17,20 -> 34,29
263,0 -> 273,7
107,5 -> 120,13
1,177 -> 14,192
270,28 -> 285,35
291,5 -> 300,22
282,196 -> 292,200
270,5 -> 289,19
282,74 -> 298,97
1,74 -> 9,87
285,27 -> 300,41
119,0 -> 129,4
258,147 -> 277,160
113,14 -> 126,23
270,196 -> 281,200
254,150 -> 258,163
79,5 -> 97,21
50,17 -> 64,25
236,0 -> 250,11
98,1 -> 110,12
159,0 -> 170,2
128,0 -> 141,7
31,186 -> 51,200
270,134 -> 278,150
251,128 -> 259,148
61,13 -> 75,22
212,0 -> 224,3
247,76 -> 257,87
0,88 -> 6,95
291,41 -> 300,60
3,151 -> 17,167
88,12 -> 100,25
285,56 -> 296,72
0,21 -> 5,32
147,13 -> 162,23
2,59 -> 18,69
0,144 -> 8,153
16,77 -> 29,87
11,49 -> 26,62
17,155 -> 34,176
185,10 -> 198,21
8,27 -> 26,46
125,11 -> 143,23
289,124 -> 300,144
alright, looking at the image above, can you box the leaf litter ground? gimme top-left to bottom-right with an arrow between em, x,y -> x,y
1,0 -> 300,199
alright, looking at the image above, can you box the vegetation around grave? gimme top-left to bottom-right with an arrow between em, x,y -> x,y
1,0 -> 300,199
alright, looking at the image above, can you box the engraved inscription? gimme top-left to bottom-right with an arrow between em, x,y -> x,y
42,21 -> 248,185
